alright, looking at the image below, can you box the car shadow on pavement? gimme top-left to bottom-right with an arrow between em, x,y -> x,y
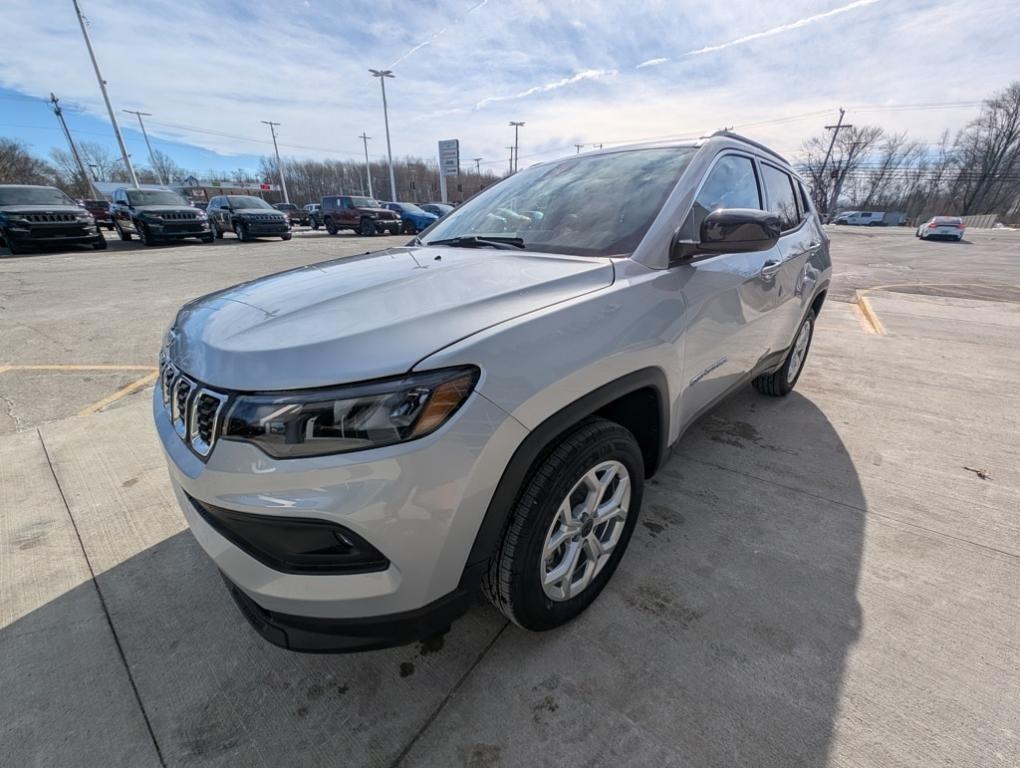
1,389 -> 864,768
395,389 -> 865,767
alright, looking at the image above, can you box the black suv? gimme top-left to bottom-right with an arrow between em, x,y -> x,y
207,195 -> 292,242
0,184 -> 106,254
273,202 -> 309,226
111,187 -> 213,246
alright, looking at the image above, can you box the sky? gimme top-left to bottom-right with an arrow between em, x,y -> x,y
2,0 -> 1019,179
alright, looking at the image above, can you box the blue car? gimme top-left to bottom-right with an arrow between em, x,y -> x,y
382,202 -> 439,234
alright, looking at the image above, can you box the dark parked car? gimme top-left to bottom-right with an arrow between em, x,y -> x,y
273,202 -> 309,226
421,202 -> 454,218
320,195 -> 401,236
111,188 -> 213,246
305,203 -> 323,229
0,185 -> 106,254
381,201 -> 439,234
207,195 -> 291,242
82,199 -> 114,230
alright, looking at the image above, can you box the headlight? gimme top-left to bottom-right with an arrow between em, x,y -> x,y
75,213 -> 94,222
141,212 -> 163,222
194,209 -> 208,219
221,366 -> 478,458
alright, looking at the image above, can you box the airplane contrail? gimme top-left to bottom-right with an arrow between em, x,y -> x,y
388,0 -> 490,69
636,0 -> 883,68
687,0 -> 883,56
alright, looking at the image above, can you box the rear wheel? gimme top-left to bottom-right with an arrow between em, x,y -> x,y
402,220 -> 416,235
753,309 -> 815,397
359,218 -> 377,237
312,220 -> 320,231
483,418 -> 644,631
324,217 -> 338,235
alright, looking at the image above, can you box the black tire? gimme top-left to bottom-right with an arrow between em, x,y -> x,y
201,233 -> 214,243
137,223 -> 156,247
483,418 -> 644,631
312,220 -> 320,231
752,309 -> 815,397
5,236 -> 26,255
402,220 -> 416,235
324,217 -> 338,235
211,221 -> 223,240
281,233 -> 292,241
115,221 -> 132,241
233,221 -> 249,242
359,217 -> 377,237
92,236 -> 107,250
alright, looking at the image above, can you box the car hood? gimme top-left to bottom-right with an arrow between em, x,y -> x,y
1,204 -> 84,214
170,247 -> 614,390
359,206 -> 399,217
234,207 -> 285,215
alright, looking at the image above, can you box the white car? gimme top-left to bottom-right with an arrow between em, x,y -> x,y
833,211 -> 886,226
916,216 -> 965,241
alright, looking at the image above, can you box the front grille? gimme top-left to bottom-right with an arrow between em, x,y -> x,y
162,211 -> 198,220
248,214 -> 284,223
25,213 -> 77,223
160,362 -> 230,459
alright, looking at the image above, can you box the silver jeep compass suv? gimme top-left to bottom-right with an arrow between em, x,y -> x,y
155,132 -> 831,652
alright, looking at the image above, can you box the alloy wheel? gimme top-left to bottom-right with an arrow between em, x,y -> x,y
540,460 -> 631,601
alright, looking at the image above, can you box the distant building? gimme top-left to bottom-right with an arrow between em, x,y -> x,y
88,179 -> 278,204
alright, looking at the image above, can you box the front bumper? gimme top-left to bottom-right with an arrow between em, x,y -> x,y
143,219 -> 211,238
155,381 -> 526,648
5,223 -> 101,245
241,219 -> 290,235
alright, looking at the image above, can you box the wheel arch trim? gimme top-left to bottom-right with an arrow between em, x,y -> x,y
461,366 -> 669,574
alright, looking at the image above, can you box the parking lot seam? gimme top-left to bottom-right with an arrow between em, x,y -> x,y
77,371 -> 159,416
388,620 -> 510,768
36,428 -> 168,768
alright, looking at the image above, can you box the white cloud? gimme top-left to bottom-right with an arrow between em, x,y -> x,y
474,68 -> 616,109
636,57 -> 669,68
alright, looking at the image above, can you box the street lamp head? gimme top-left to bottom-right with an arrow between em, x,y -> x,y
369,69 -> 395,78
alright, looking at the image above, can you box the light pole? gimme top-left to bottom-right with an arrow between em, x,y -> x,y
123,110 -> 163,185
473,157 -> 482,174
72,0 -> 138,188
369,69 -> 397,201
260,120 -> 289,203
359,132 -> 373,198
509,121 -> 525,173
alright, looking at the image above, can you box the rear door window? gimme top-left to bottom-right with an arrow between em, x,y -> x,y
761,164 -> 800,232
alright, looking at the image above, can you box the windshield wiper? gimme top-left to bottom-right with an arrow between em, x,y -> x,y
424,235 -> 526,250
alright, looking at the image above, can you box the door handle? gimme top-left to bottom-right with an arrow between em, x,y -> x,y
760,260 -> 783,279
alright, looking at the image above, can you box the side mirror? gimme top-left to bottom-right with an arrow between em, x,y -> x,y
672,208 -> 781,262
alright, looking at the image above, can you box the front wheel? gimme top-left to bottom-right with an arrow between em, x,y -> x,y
752,309 -> 815,397
359,218 -> 377,237
4,235 -> 26,255
137,223 -> 156,247
402,220 -> 416,235
281,233 -> 292,241
233,221 -> 249,242
483,418 -> 644,631
324,218 -> 338,235
92,236 -> 107,250
114,221 -> 132,241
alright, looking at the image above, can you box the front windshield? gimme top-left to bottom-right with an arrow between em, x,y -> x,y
421,147 -> 696,257
395,203 -> 425,213
126,189 -> 188,206
227,196 -> 272,209
0,186 -> 76,206
276,204 -> 297,210
351,197 -> 379,208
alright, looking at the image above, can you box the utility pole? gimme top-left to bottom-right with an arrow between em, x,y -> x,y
49,93 -> 99,199
358,133 -> 373,198
261,120 -> 289,203
369,69 -> 398,201
575,143 -> 584,154
509,121 -> 525,172
819,108 -> 853,216
473,157 -> 482,173
123,110 -> 163,186
506,146 -> 514,176
72,0 -> 138,188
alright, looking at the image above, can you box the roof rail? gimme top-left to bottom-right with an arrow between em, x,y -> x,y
707,130 -> 789,165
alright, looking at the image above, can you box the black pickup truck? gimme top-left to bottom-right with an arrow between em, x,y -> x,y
0,184 -> 106,254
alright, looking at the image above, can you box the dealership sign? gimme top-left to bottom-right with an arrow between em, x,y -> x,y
438,139 -> 460,177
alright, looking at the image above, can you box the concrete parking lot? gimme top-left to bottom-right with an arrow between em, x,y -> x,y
2,227 -> 1018,767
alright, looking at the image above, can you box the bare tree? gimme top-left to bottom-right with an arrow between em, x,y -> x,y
951,81 -> 1020,215
0,138 -> 57,185
801,126 -> 884,214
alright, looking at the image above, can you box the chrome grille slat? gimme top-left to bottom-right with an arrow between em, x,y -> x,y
25,213 -> 78,223
161,362 -> 229,460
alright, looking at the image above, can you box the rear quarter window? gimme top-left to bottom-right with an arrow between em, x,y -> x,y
761,164 -> 801,232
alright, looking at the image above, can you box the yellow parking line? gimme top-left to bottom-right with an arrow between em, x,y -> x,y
851,302 -> 877,334
77,371 -> 160,416
855,294 -> 887,336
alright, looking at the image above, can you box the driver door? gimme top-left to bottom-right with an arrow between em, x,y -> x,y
675,153 -> 780,425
